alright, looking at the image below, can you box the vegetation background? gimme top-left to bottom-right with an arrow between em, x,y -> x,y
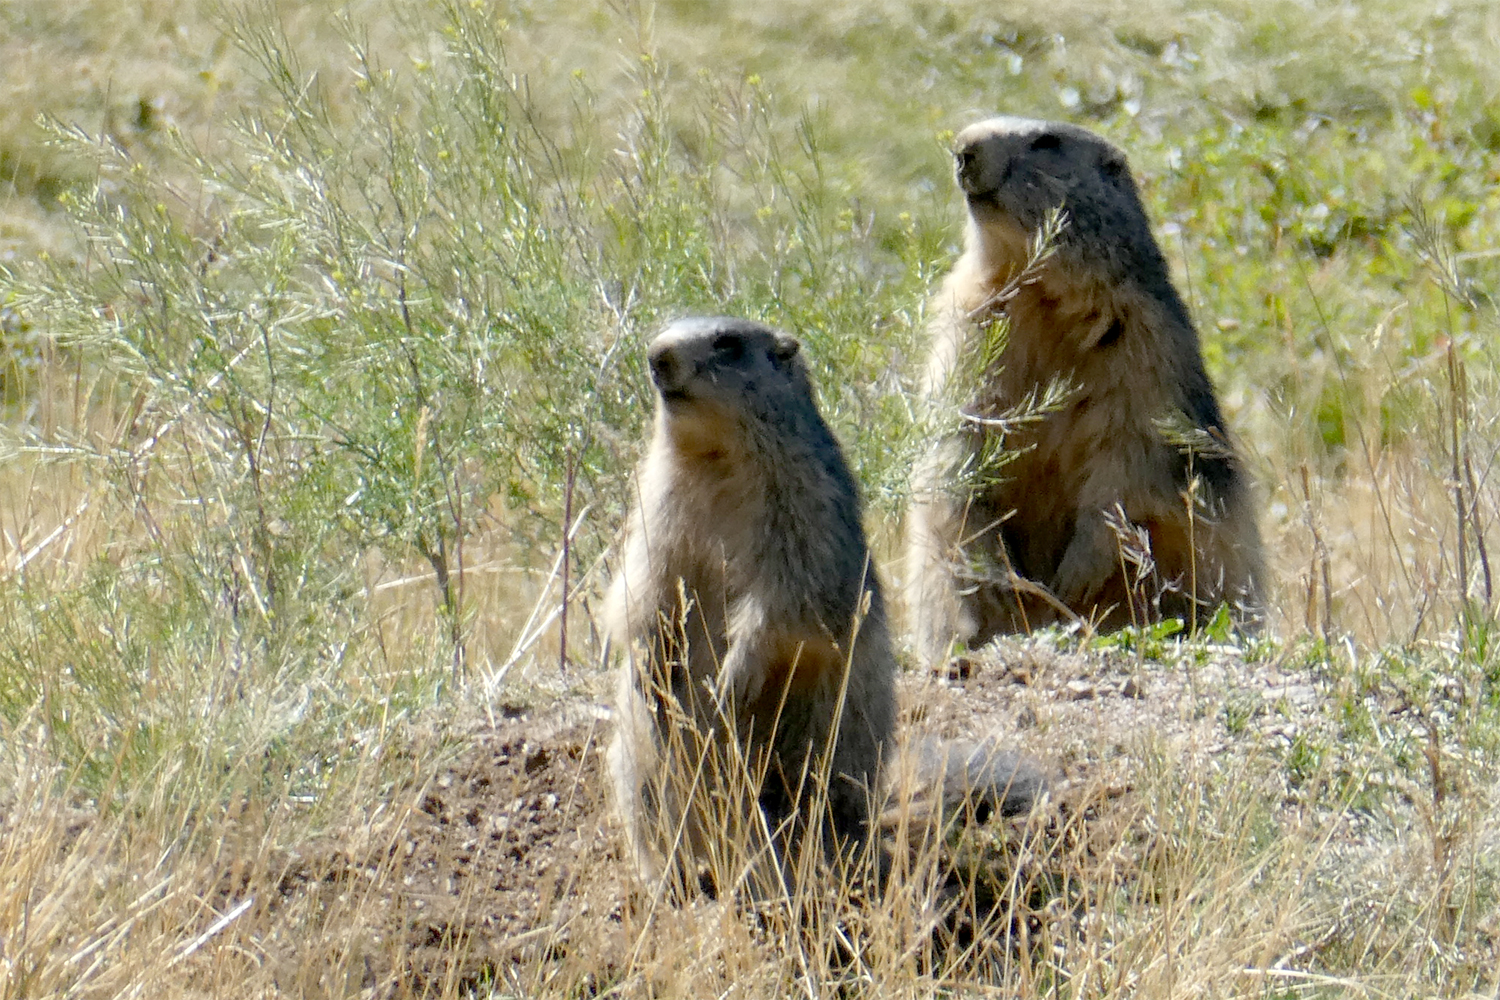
1,0 -> 1498,995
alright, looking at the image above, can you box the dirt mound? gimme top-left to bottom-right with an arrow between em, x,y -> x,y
263,709 -> 631,995
248,635 -> 1289,994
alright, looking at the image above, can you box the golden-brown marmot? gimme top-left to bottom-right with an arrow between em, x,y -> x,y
606,316 -> 897,896
906,116 -> 1264,663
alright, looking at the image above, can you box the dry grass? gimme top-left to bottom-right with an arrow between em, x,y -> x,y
2,0 -> 1500,997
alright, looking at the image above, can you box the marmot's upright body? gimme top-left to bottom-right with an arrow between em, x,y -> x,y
907,117 -> 1263,662
607,316 -> 896,895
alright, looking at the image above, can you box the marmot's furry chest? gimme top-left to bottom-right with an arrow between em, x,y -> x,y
646,447 -> 860,633
965,284 -> 1185,581
972,285 -> 1171,461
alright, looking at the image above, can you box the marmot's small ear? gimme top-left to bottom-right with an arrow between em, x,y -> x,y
772,334 -> 801,362
1101,149 -> 1130,181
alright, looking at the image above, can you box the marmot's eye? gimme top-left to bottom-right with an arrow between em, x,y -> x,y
1029,133 -> 1062,152
711,334 -> 744,360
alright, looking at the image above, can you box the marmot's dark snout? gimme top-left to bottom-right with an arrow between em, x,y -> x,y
954,147 -> 978,183
648,341 -> 688,398
956,134 -> 1015,201
954,143 -> 988,196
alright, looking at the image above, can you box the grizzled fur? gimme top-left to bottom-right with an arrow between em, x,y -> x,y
906,116 -> 1264,663
607,316 -> 896,895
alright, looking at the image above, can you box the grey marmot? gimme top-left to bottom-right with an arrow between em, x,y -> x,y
906,116 -> 1264,663
605,316 -> 897,896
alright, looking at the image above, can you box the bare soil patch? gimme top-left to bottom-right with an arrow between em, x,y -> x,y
253,707 -> 627,994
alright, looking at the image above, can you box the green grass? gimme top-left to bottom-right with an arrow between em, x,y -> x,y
1,0 -> 1499,996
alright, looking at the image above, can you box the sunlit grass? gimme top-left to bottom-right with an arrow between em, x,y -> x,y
0,0 -> 1498,995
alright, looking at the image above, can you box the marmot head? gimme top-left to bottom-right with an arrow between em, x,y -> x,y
953,116 -> 1155,284
647,317 -> 816,451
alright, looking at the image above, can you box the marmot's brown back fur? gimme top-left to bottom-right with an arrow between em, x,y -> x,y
907,117 -> 1263,662
606,316 -> 896,896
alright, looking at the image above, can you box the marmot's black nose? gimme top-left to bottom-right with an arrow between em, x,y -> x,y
955,142 -> 1001,197
954,147 -> 978,184
648,341 -> 684,396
